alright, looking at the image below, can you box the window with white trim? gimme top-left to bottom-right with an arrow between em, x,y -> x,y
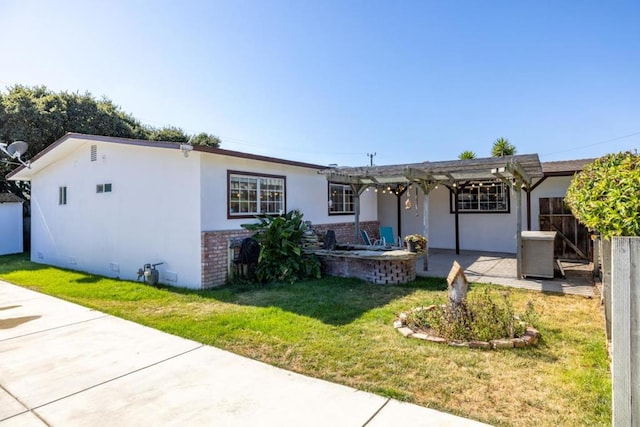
450,181 -> 510,213
228,171 -> 285,217
328,183 -> 354,214
59,186 -> 67,205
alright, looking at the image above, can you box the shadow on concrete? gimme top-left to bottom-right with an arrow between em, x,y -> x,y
0,315 -> 42,329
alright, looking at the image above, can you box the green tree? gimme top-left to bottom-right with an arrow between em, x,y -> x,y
190,132 -> 221,147
147,125 -> 190,142
565,151 -> 640,238
0,85 -> 218,198
458,150 -> 477,160
491,137 -> 516,157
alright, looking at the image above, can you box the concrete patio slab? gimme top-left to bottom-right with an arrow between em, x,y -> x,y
417,248 -> 595,297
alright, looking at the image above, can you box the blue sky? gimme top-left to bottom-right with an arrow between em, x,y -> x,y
1,1 -> 638,166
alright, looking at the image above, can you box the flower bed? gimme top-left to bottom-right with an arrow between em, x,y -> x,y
394,306 -> 540,350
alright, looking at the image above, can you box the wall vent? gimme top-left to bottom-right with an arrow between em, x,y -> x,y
90,145 -> 97,162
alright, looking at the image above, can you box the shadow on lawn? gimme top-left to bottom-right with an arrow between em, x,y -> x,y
170,276 -> 447,326
0,253 -> 49,275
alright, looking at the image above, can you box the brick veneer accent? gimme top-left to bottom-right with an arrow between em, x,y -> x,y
201,229 -> 252,288
318,251 -> 416,284
314,220 -> 380,244
200,220 -> 380,288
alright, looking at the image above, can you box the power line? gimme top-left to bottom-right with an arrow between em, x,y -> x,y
540,131 -> 640,158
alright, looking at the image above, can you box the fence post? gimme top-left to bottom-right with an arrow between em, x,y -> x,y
611,237 -> 640,426
603,238 -> 612,341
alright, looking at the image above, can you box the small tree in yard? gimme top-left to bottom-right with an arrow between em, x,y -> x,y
565,151 -> 640,238
242,210 -> 321,284
458,150 -> 477,160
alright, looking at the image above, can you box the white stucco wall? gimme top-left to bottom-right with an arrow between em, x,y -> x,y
200,156 -> 377,231
380,185 -> 523,254
379,176 -> 574,254
377,187 -> 427,240
29,140 -> 202,287
0,201 -> 23,255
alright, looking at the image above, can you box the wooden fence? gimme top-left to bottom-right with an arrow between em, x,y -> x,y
611,237 -> 640,426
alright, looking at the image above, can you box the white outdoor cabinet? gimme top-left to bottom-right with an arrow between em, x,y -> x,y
521,231 -> 557,278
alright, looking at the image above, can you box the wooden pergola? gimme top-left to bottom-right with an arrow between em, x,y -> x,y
320,154 -> 544,278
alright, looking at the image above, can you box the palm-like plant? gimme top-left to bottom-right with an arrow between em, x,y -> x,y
458,150 -> 476,160
491,137 -> 516,157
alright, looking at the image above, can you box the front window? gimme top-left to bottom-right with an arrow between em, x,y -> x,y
328,183 -> 354,214
228,171 -> 286,217
451,181 -> 510,213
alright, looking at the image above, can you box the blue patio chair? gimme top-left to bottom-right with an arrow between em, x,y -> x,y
360,230 -> 382,246
379,226 -> 401,247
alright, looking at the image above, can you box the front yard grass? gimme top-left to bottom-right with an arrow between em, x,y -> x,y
0,254 -> 610,426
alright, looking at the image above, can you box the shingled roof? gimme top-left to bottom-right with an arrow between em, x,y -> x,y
542,158 -> 595,176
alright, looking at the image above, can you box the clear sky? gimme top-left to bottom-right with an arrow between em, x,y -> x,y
1,1 -> 638,167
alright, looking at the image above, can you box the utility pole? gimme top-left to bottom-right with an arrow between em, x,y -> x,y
367,152 -> 376,166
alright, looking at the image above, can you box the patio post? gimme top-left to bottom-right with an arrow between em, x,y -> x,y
353,189 -> 360,244
516,178 -> 523,279
423,188 -> 429,270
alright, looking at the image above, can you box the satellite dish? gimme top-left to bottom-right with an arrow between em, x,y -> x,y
0,140 -> 31,168
7,141 -> 28,159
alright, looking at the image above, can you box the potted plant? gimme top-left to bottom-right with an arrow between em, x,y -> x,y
404,234 -> 427,253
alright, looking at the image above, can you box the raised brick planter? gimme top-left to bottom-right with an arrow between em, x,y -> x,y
315,249 -> 417,284
200,220 -> 380,288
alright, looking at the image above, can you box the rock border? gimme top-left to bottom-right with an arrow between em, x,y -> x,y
394,310 -> 540,350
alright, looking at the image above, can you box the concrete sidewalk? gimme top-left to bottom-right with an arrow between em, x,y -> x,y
0,281 -> 489,426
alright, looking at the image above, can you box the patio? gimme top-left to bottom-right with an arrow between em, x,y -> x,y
417,248 -> 595,297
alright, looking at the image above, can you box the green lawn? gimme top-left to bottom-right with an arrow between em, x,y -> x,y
0,253 -> 611,426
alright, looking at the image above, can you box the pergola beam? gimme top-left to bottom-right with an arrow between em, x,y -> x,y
320,154 -> 543,280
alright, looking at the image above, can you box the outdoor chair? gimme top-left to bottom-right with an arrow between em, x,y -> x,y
379,226 -> 402,247
360,230 -> 383,246
324,230 -> 337,250
233,237 -> 260,278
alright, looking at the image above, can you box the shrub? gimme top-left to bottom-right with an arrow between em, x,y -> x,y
405,288 -> 536,342
565,151 -> 640,238
242,210 -> 321,284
